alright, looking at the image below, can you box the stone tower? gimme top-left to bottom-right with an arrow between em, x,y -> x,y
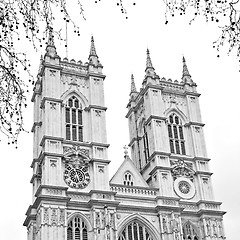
24,35 -> 226,240
24,34 -> 118,240
124,50 -> 226,240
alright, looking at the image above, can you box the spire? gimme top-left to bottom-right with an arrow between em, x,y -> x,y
146,48 -> 155,71
130,74 -> 137,93
89,36 -> 98,58
182,56 -> 191,78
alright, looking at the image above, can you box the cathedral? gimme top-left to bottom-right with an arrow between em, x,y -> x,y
23,34 -> 226,240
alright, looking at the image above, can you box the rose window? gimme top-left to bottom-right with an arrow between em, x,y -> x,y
179,181 -> 190,194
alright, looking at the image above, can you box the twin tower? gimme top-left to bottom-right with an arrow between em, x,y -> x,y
24,35 -> 226,240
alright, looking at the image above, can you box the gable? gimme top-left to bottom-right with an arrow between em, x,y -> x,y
110,156 -> 149,187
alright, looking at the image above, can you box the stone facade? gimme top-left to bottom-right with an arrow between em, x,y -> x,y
24,36 -> 226,240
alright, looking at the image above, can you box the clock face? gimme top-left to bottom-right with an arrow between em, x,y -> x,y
64,163 -> 90,189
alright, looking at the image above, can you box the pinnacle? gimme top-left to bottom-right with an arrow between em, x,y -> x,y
182,56 -> 191,77
130,74 -> 137,93
146,48 -> 155,70
89,35 -> 98,58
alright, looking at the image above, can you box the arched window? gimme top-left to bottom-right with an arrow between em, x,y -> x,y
182,222 -> 198,240
65,96 -> 83,142
118,221 -> 154,240
167,113 -> 186,155
123,172 -> 134,186
67,215 -> 88,240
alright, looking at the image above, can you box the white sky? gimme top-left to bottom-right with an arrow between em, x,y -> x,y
0,0 -> 239,239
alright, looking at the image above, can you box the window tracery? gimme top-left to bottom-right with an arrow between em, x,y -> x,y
123,172 -> 134,186
65,96 -> 83,142
167,113 -> 186,155
67,215 -> 88,240
182,222 -> 198,240
118,221 -> 154,240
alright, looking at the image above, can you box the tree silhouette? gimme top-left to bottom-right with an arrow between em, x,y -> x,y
0,0 -> 239,145
0,0 -> 84,145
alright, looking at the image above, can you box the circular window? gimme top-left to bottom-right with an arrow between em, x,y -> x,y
174,177 -> 195,199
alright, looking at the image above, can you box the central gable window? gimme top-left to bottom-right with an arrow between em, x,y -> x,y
65,96 -> 83,142
123,172 -> 134,186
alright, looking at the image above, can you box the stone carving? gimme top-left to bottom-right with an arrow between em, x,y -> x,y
51,208 -> 58,225
49,69 -> 56,77
61,73 -> 88,88
95,110 -> 101,117
60,64 -> 87,75
180,204 -> 197,210
162,216 -> 168,233
162,93 -> 186,106
97,193 -> 111,199
163,199 -> 177,206
46,189 -> 62,195
160,82 -> 184,92
63,145 -> 90,159
59,209 -> 65,225
171,159 -> 195,181
93,207 -> 116,239
68,194 -> 90,201
43,208 -> 49,224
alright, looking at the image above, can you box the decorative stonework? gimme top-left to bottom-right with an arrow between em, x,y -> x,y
61,74 -> 88,88
63,145 -> 90,160
162,199 -> 177,206
162,93 -> 186,106
43,208 -> 49,224
51,208 -> 58,225
97,193 -> 111,199
49,69 -> 56,77
171,159 -> 195,181
46,188 -> 62,195
60,63 -> 88,74
180,203 -> 198,211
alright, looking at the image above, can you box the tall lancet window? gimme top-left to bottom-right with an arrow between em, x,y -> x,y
67,216 -> 88,240
143,125 -> 150,163
118,221 -> 154,240
167,113 -> 186,155
65,96 -> 83,142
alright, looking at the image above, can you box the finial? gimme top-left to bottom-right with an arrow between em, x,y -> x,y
146,48 -> 154,70
45,27 -> 58,58
89,35 -> 98,58
182,56 -> 191,77
124,145 -> 129,157
130,74 -> 137,93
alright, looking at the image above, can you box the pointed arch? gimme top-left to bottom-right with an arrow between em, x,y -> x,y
182,220 -> 200,240
166,111 -> 186,155
67,212 -> 93,232
164,107 -> 188,124
117,213 -> 160,240
61,89 -> 88,108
